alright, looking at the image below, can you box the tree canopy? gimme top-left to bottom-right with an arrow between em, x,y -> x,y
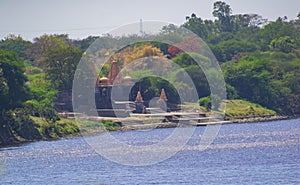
1,1 -> 300,145
0,50 -> 29,111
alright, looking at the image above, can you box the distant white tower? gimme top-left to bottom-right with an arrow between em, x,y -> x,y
140,19 -> 144,36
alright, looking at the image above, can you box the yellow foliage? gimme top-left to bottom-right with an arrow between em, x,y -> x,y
110,44 -> 165,66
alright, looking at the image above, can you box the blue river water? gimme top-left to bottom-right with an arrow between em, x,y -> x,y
0,118 -> 299,185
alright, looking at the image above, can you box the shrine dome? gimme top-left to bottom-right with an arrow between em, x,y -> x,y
97,76 -> 109,86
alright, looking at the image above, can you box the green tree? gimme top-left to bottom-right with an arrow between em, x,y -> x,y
215,39 -> 258,62
260,17 -> 297,51
41,44 -> 82,91
270,36 -> 296,53
172,53 -> 211,99
222,52 -> 300,115
0,50 -> 34,144
223,55 -> 272,103
161,24 -> 178,34
0,35 -> 32,59
234,26 -> 261,43
25,72 -> 59,123
213,1 -> 233,32
183,14 -> 210,39
0,50 -> 30,110
27,34 -> 72,67
73,35 -> 99,52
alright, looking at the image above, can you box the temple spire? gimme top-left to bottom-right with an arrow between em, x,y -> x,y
108,60 -> 121,85
135,91 -> 144,102
159,88 -> 167,101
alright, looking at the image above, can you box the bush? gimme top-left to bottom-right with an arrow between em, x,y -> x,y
31,117 -> 79,138
102,120 -> 121,131
198,96 -> 212,111
2,109 -> 41,140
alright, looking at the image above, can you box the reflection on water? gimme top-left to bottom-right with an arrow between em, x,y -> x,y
0,118 -> 299,184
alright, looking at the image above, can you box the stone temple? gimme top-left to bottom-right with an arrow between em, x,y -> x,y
95,61 -> 168,117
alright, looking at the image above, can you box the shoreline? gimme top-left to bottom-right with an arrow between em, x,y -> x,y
118,115 -> 291,131
230,115 -> 290,123
0,115 -> 296,148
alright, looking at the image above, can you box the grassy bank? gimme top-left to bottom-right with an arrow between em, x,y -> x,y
224,100 -> 277,119
77,119 -> 121,134
30,117 -> 122,139
0,116 -> 122,147
31,117 -> 80,139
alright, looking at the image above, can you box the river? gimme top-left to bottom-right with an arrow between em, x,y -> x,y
0,118 -> 299,184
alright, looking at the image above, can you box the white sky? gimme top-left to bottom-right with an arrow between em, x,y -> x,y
0,0 -> 299,41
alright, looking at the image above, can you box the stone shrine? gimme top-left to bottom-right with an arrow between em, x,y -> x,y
95,60 -> 168,117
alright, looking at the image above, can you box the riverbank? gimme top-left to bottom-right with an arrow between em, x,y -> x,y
231,115 -> 290,123
117,115 -> 291,131
0,114 -> 294,148
72,114 -> 293,135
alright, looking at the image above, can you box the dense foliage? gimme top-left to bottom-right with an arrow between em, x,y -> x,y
180,2 -> 300,115
1,1 -> 300,145
222,52 -> 300,115
0,35 -> 81,145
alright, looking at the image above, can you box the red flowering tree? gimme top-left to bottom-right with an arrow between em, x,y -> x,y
167,35 -> 202,58
167,45 -> 182,58
176,35 -> 202,53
